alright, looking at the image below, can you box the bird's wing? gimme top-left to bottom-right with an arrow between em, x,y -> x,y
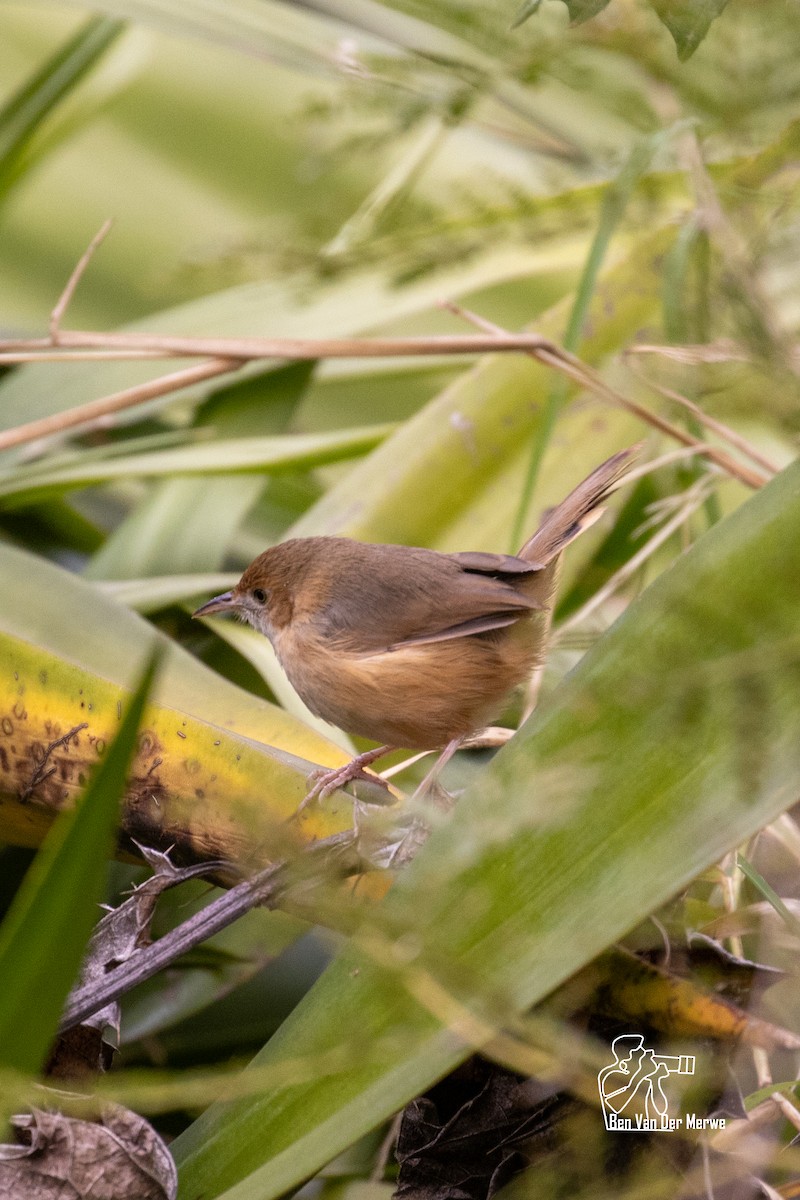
387,610 -> 523,649
320,546 -> 544,655
446,550 -> 540,575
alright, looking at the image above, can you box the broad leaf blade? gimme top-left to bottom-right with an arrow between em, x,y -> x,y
0,425 -> 394,511
286,230 -> 666,552
510,0 -> 543,30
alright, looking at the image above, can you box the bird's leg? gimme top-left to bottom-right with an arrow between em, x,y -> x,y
297,745 -> 395,813
410,737 -> 462,809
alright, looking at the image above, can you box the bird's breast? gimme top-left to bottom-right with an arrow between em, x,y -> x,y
272,621 -> 541,749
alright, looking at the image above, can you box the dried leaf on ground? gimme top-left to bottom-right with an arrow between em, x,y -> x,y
0,1106 -> 177,1200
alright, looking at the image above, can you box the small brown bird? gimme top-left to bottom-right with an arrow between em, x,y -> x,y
193,447 -> 636,803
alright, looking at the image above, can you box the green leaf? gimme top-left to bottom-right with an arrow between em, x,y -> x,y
98,573 -> 239,615
0,15 -> 125,200
0,425 -> 394,512
736,853 -> 800,939
563,0 -> 613,23
0,647 -> 159,1080
286,230 -> 666,554
173,460 -> 800,1199
651,0 -> 730,60
511,0 -> 727,50
510,128 -> 679,547
510,0 -> 544,31
662,220 -> 704,343
515,0 -> 609,26
55,0 -> 493,78
512,0 -> 610,28
83,361 -> 318,580
512,0 -> 726,47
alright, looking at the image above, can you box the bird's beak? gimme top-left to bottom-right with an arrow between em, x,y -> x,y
192,591 -> 237,619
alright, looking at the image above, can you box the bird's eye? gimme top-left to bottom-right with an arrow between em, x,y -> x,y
253,588 -> 268,604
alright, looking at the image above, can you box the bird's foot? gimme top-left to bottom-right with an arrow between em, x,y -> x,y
294,746 -> 394,816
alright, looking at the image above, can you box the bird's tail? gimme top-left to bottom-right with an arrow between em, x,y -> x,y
518,445 -> 640,567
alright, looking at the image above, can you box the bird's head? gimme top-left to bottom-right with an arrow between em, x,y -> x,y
192,538 -> 330,640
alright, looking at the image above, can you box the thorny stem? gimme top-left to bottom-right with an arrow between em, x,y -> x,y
58,832 -> 359,1033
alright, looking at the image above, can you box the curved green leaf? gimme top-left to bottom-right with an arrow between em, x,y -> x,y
84,359 -> 316,581
0,15 -> 125,201
98,573 -> 239,615
0,425 -> 393,511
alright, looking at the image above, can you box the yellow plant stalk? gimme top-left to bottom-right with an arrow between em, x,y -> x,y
0,630 -> 394,872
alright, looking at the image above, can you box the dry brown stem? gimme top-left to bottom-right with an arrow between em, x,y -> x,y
0,358 -> 242,452
444,302 -> 769,490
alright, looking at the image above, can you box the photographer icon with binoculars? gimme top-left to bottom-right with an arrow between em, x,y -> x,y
598,1034 -> 695,1131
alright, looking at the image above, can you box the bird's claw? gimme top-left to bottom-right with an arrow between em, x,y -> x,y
292,760 -> 391,819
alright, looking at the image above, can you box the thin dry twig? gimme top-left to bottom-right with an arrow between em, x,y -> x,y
0,358 -> 242,452
626,360 -> 779,477
379,727 -> 514,782
553,479 -> 712,641
720,849 -> 777,1101
0,226 -> 776,478
1,328 -> 559,360
682,132 -> 797,375
0,334 -> 566,456
770,1090 -> 800,1133
50,219 -> 114,339
371,1112 -> 403,1182
628,340 -> 753,365
752,1046 -> 773,1091
0,222 -> 569,453
618,443 -> 717,485
444,302 -> 769,490
0,350 -> 166,364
